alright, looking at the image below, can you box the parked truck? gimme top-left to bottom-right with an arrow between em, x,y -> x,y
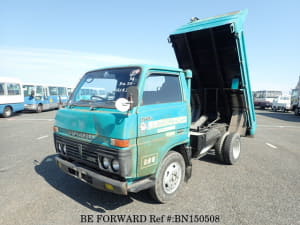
53,10 -> 256,203
291,88 -> 300,115
271,95 -> 291,112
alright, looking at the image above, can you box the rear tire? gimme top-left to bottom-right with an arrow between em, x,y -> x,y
223,133 -> 241,165
214,132 -> 229,163
3,106 -> 12,118
36,104 -> 43,113
149,151 -> 185,203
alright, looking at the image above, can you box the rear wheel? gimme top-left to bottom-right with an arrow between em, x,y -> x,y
3,106 -> 12,118
214,132 -> 229,163
36,104 -> 43,113
223,133 -> 241,165
150,151 -> 185,203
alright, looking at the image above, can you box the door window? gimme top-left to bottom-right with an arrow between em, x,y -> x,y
58,87 -> 67,96
36,86 -> 43,96
142,74 -> 182,105
49,87 -> 58,95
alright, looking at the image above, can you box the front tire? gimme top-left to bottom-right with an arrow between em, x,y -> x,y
150,151 -> 185,203
3,106 -> 12,118
223,133 -> 241,165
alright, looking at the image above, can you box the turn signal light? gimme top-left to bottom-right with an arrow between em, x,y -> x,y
111,139 -> 130,148
53,126 -> 59,132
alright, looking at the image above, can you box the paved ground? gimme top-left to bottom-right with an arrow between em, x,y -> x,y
0,110 -> 299,225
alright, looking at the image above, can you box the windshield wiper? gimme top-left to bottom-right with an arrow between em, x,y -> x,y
68,99 -> 115,110
68,100 -> 92,108
68,103 -> 81,108
89,101 -> 116,110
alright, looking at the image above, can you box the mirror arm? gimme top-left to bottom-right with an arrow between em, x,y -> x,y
128,94 -> 134,110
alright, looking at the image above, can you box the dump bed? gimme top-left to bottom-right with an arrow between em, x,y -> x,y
169,10 -> 256,135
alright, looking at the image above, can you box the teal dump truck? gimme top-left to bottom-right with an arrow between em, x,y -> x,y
53,10 -> 256,203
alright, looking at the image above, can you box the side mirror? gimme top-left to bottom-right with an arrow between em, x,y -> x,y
127,86 -> 138,109
115,98 -> 131,112
115,86 -> 138,112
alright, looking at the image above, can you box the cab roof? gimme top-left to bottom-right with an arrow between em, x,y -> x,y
86,64 -> 183,74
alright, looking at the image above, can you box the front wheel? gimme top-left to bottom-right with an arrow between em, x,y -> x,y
223,133 -> 241,165
3,106 -> 12,118
150,151 -> 185,203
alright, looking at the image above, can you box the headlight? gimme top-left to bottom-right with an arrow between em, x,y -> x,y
58,143 -> 62,152
62,144 -> 67,154
57,142 -> 66,155
111,159 -> 120,172
102,157 -> 110,169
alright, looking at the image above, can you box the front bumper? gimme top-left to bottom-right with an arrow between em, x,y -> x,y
55,156 -> 154,195
24,104 -> 37,111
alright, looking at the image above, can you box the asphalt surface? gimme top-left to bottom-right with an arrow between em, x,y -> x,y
0,109 -> 299,225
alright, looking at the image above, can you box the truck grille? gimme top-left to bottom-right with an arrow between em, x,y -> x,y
54,134 -> 117,168
54,133 -> 132,179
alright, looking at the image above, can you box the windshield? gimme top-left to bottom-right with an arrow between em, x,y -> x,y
292,89 -> 299,97
70,67 -> 140,108
280,96 -> 290,100
255,91 -> 282,98
23,85 -> 35,97
265,91 -> 282,98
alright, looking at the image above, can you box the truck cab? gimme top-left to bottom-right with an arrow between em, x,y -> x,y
53,10 -> 256,203
272,95 -> 291,112
291,88 -> 300,115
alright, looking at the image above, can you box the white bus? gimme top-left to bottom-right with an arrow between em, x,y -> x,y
0,77 -> 24,117
254,90 -> 282,109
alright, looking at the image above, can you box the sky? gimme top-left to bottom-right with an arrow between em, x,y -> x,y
0,0 -> 299,93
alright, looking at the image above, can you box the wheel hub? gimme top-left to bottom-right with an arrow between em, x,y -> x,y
232,139 -> 241,159
4,107 -> 12,117
162,162 -> 182,194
